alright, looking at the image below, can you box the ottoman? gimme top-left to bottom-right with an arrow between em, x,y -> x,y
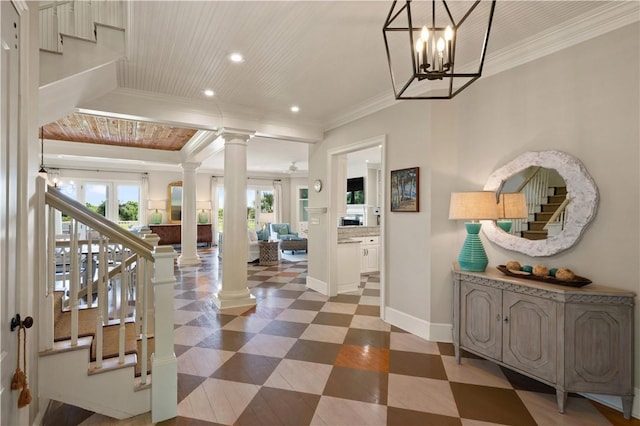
279,238 -> 308,254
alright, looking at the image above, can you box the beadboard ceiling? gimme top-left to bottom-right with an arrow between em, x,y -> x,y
44,1 -> 639,174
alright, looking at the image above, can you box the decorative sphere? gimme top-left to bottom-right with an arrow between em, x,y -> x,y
506,261 -> 521,271
549,268 -> 558,277
555,268 -> 576,281
521,265 -> 533,273
533,265 -> 549,277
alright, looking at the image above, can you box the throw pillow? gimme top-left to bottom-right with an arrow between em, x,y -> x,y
248,229 -> 258,242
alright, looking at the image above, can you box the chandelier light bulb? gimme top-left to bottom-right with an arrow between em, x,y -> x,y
445,25 -> 454,41
437,38 -> 445,54
421,25 -> 429,41
415,38 -> 423,53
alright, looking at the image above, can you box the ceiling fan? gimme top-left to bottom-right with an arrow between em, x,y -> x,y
286,161 -> 299,174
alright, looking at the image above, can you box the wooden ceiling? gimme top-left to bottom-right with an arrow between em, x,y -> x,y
43,114 -> 197,151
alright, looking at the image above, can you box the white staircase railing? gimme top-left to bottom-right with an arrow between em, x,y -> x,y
40,0 -> 126,51
37,176 -> 177,421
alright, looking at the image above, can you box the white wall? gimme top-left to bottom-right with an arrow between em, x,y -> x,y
309,22 -> 639,401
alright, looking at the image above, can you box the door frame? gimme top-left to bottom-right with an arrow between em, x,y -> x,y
327,135 -> 386,319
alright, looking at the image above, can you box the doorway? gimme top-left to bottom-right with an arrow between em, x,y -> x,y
327,135 -> 386,320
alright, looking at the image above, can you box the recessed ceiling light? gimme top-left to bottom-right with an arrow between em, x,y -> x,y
204,89 -> 214,97
230,53 -> 244,63
290,106 -> 300,113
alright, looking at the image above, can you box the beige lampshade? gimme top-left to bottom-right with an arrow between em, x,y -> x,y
148,200 -> 165,210
449,191 -> 499,220
196,201 -> 212,211
497,193 -> 528,219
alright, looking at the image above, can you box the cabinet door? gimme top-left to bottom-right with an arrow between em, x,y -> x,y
364,245 -> 379,272
502,291 -> 557,383
564,303 -> 632,394
460,281 -> 502,361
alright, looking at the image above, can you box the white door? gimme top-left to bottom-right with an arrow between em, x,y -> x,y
1,1 -> 22,423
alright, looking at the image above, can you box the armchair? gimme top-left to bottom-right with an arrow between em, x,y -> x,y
269,223 -> 299,241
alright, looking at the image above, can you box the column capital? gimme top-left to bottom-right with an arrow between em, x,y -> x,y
216,128 -> 254,144
180,161 -> 201,172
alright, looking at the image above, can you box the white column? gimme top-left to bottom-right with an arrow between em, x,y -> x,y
212,133 -> 256,309
151,246 -> 178,423
178,161 -> 201,266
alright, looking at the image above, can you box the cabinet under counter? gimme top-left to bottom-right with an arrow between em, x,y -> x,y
452,264 -> 635,419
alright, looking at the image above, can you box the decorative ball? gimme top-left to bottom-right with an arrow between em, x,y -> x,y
533,265 -> 549,277
555,268 -> 576,281
521,265 -> 533,273
549,268 -> 558,277
506,261 -> 522,271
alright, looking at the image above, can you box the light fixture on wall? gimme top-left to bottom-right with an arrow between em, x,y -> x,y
496,192 -> 528,233
148,200 -> 165,224
449,191 -> 498,272
38,127 -> 48,178
382,0 -> 496,99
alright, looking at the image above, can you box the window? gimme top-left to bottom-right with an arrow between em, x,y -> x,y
298,187 -> 308,222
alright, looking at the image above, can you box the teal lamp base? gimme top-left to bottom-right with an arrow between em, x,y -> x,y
496,220 -> 512,233
198,211 -> 209,224
150,210 -> 162,225
458,222 -> 489,272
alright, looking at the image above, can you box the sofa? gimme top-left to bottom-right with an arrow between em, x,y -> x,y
218,229 -> 261,262
269,223 -> 299,241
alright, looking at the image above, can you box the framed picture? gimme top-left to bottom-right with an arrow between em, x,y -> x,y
391,167 -> 419,212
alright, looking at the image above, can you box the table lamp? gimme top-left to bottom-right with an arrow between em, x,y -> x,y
197,201 -> 212,224
148,200 -> 165,224
449,192 -> 498,272
496,193 -> 528,233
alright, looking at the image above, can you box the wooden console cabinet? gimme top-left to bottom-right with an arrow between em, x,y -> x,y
452,265 -> 635,419
149,224 -> 212,246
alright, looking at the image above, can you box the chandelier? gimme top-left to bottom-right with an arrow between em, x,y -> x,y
383,0 -> 496,99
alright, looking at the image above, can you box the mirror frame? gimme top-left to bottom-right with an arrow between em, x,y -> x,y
167,181 -> 182,224
482,150 -> 599,257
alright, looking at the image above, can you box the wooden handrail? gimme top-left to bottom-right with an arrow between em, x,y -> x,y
46,185 -> 154,261
543,197 -> 570,229
515,166 -> 542,193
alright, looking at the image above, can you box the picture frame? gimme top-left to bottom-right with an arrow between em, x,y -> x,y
391,167 -> 419,212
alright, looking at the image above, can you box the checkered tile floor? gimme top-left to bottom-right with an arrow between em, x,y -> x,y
45,248 -> 628,425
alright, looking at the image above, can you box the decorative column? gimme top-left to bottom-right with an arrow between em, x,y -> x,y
212,132 -> 256,309
178,161 -> 201,266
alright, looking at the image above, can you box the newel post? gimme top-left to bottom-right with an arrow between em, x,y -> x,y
151,245 -> 178,423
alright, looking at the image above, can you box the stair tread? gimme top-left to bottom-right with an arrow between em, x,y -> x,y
40,336 -> 93,357
88,353 -> 137,376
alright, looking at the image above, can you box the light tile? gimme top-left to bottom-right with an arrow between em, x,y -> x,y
460,419 -> 505,426
350,315 -> 391,331
390,331 -> 440,354
259,297 -> 296,308
264,359 -> 333,394
174,298 -> 196,309
275,309 -> 318,323
359,295 -> 381,306
300,324 -> 348,344
320,302 -> 358,314
173,310 -> 207,325
516,390 -> 611,425
279,283 -> 308,291
238,334 -> 297,358
298,291 -> 330,302
265,276 -> 296,283
173,325 -> 215,346
310,396 -> 387,425
177,378 -> 259,425
441,355 -> 512,389
177,347 -> 234,377
222,316 -> 270,333
388,373 -> 460,418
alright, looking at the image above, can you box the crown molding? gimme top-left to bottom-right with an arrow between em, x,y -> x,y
324,1 -> 640,132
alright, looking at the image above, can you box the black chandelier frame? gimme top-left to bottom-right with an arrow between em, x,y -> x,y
383,0 -> 496,100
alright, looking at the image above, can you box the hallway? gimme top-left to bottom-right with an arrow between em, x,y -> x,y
44,248 -> 628,425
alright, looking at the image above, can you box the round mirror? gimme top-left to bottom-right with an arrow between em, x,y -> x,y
482,150 -> 599,257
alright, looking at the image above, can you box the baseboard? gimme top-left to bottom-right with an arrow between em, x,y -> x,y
581,388 -> 640,419
306,276 -> 328,295
384,307 -> 453,342
338,283 -> 359,294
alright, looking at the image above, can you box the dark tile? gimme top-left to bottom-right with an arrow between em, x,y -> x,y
177,373 -> 206,403
196,329 -> 255,351
269,289 -> 305,299
235,387 -> 320,426
285,340 -> 342,364
157,416 -> 222,426
344,328 -> 390,349
499,366 -> 556,394
290,277 -> 307,284
435,342 -> 454,356
288,299 -> 325,311
312,312 -> 354,327
390,325 -> 409,333
260,320 -> 308,338
240,305 -> 284,319
328,294 -> 361,304
323,366 -> 388,405
177,290 -> 211,300
365,275 -> 380,283
389,351 -> 447,380
42,401 -> 94,426
174,344 -> 193,358
362,288 -> 380,296
387,406 -> 462,426
179,300 -> 215,312
211,353 -> 280,385
450,382 -> 537,426
185,313 -> 235,328
356,304 -> 380,317
335,344 -> 389,372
